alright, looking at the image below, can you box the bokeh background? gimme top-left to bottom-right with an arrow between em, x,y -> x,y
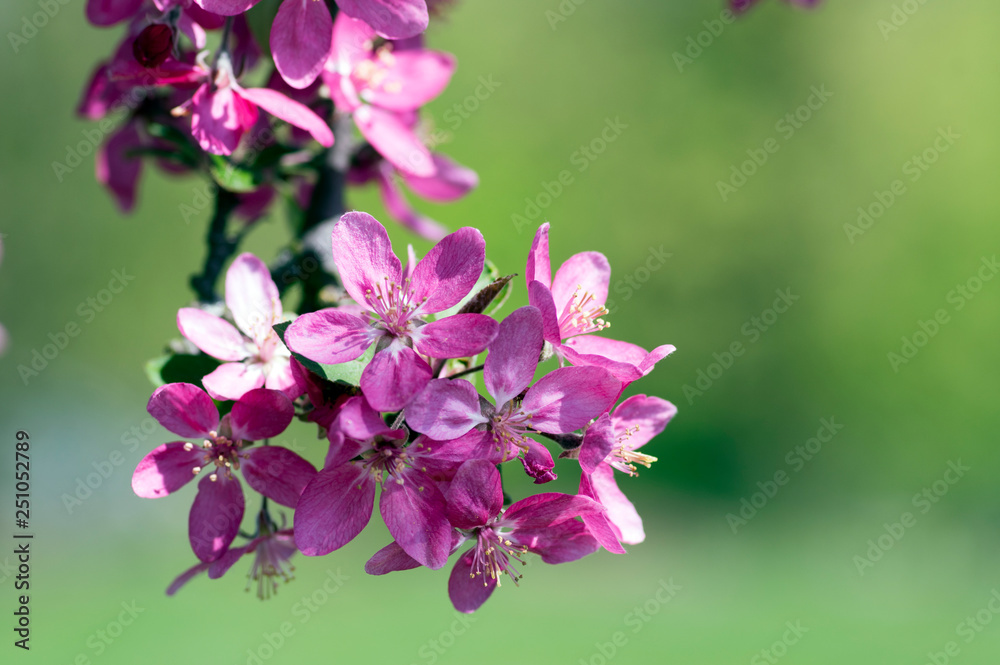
2,0 -> 1000,663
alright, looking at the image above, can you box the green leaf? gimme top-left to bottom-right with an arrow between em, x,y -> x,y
273,320 -> 374,386
208,154 -> 261,193
145,352 -> 221,388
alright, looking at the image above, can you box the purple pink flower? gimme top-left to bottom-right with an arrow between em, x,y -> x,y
365,459 -> 603,613
132,383 -> 315,561
324,12 -> 454,177
293,395 -> 460,568
178,252 -> 301,401
407,305 -> 621,482
285,211 -> 497,412
526,223 -> 675,387
577,395 -> 677,551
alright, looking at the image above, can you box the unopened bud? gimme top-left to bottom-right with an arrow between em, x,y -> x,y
133,24 -> 173,69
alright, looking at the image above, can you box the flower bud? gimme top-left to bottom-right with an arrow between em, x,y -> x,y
133,24 -> 173,69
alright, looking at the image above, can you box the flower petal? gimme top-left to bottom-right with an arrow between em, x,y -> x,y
579,413 -> 614,474
240,445 -> 317,507
444,459 -> 502,529
96,122 -> 143,212
365,541 -> 422,575
513,519 -> 599,563
354,104 -> 434,177
269,0 -> 333,89
563,335 -> 676,384
522,366 -> 620,434
331,211 -> 403,306
484,306 -> 543,407
177,308 -> 250,362
225,253 -> 282,345
406,378 -> 485,440
190,83 -> 258,155
331,12 -> 377,72
380,469 -> 452,569
192,0 -> 259,16
409,227 -> 485,314
166,561 -> 211,595
147,383 -> 218,438
613,395 -> 677,450
238,87 -> 334,146
359,343 -> 432,412
189,474 -> 244,562
132,442 -> 204,498
413,313 -> 498,359
359,49 -> 454,111
86,0 -> 144,26
294,464 -> 375,556
589,462 -> 644,544
285,308 -> 375,366
401,154 -> 478,202
336,0 -> 428,39
502,492 -> 603,530
324,430 -> 368,469
229,388 -> 294,441
334,395 -> 401,440
202,361 -> 266,402
525,223 -> 551,288
448,547 -> 496,613
263,357 -> 304,399
550,251 -> 611,321
579,470 -> 627,554
527,280 -> 563,344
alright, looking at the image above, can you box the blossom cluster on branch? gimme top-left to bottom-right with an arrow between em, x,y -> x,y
73,0 -> 705,612
80,0 -> 470,239
132,216 -> 677,611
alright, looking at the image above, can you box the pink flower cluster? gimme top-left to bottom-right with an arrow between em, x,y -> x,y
132,213 -> 677,611
79,0 -> 473,239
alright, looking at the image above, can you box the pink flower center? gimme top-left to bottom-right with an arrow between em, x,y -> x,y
466,525 -> 527,588
490,403 -> 534,461
352,46 -> 402,99
247,533 -> 296,600
185,431 -> 245,481
559,285 -> 610,337
360,440 -> 413,485
363,276 -> 426,337
607,425 -> 657,476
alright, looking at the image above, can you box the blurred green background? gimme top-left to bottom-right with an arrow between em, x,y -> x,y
2,0 -> 1000,663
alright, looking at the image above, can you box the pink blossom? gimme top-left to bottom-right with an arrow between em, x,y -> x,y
293,396 -> 458,568
177,253 -> 302,401
284,212 -> 497,412
324,12 -> 454,177
155,52 -> 333,155
527,223 -> 675,387
167,527 -> 298,598
195,0 -> 428,40
364,459 -> 603,613
132,383 -> 315,562
407,306 -> 621,483
577,395 -> 677,551
96,121 -> 144,212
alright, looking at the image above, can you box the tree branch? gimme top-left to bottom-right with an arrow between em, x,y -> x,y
189,186 -> 240,302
